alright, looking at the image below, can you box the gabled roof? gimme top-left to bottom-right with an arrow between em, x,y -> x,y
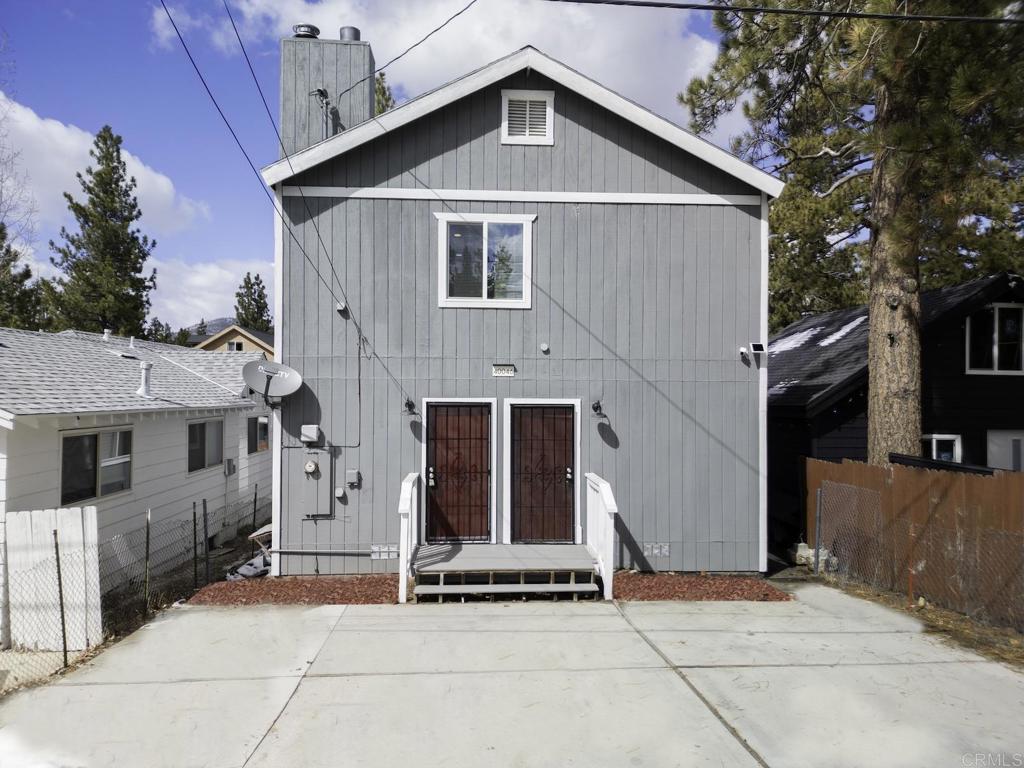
767,272 -> 1023,416
261,46 -> 784,198
0,328 -> 265,420
194,323 -> 275,351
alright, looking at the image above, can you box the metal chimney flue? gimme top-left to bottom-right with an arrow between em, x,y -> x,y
137,361 -> 153,398
339,26 -> 361,41
293,23 -> 320,38
102,329 -> 112,342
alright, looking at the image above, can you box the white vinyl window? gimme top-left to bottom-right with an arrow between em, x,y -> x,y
187,418 -> 224,473
434,213 -> 535,309
247,415 -> 269,454
61,428 -> 133,505
501,90 -> 554,145
966,303 -> 1024,374
920,434 -> 962,463
227,341 -> 244,351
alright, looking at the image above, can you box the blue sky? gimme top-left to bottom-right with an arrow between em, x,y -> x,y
1,1 -> 732,329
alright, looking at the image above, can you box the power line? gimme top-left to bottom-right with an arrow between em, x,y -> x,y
335,0 -> 482,105
542,0 -> 1024,25
158,0 -> 412,404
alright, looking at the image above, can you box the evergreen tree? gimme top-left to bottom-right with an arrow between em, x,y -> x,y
683,1 -> 1024,463
144,316 -> 173,343
375,72 -> 396,116
0,221 -> 42,329
46,126 -> 156,336
234,272 -> 272,331
195,317 -> 208,336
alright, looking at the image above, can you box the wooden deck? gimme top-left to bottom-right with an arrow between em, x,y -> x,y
413,543 -> 595,573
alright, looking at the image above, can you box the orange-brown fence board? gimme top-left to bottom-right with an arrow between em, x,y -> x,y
805,458 -> 1024,630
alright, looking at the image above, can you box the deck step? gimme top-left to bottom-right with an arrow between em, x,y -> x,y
414,582 -> 599,596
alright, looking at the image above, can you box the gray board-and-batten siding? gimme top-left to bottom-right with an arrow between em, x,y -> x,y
275,70 -> 766,575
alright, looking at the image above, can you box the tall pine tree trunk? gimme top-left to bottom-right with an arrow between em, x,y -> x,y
866,82 -> 922,466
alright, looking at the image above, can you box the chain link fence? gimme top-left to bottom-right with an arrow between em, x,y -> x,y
810,466 -> 1024,631
1,489 -> 270,696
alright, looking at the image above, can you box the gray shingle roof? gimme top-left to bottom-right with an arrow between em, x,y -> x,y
0,328 -> 265,417
767,272 -> 1021,415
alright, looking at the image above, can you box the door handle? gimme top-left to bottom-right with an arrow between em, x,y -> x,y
428,466 -> 436,487
565,466 -> 573,483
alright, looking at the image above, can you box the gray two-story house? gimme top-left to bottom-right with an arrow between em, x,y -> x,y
260,25 -> 783,599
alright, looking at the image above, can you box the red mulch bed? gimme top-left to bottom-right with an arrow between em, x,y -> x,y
614,572 -> 792,601
189,575 -> 399,606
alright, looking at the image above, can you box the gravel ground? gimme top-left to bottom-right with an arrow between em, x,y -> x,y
189,575 -> 400,605
614,571 -> 792,601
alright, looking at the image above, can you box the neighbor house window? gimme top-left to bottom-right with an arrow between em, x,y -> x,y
967,304 -> 1023,373
921,434 -> 962,463
188,419 -> 224,472
501,90 -> 554,145
247,415 -> 269,454
227,341 -> 244,351
434,213 -> 535,309
61,428 -> 132,505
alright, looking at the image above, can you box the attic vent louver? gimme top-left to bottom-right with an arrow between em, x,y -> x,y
501,90 -> 554,145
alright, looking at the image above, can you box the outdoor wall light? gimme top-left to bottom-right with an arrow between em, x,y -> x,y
404,398 -> 417,415
591,400 -> 606,418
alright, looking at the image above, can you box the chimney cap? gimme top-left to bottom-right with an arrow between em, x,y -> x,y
339,26 -> 361,41
292,23 -> 320,38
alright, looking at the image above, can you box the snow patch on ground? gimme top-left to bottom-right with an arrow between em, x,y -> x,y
818,316 -> 867,347
769,327 -> 823,355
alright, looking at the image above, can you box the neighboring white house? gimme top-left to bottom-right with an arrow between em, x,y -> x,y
0,329 -> 272,551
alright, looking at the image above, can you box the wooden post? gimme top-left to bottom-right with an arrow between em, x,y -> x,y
814,488 -> 823,575
52,529 -> 68,668
202,499 -> 210,585
143,508 -> 151,616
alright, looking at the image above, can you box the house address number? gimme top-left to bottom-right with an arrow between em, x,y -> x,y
492,364 -> 516,377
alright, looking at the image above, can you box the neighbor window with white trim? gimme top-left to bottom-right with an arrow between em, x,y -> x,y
187,418 -> 224,473
966,304 -> 1023,373
227,341 -> 244,351
247,415 -> 269,454
61,428 -> 133,505
501,90 -> 554,145
435,213 -> 535,308
921,434 -> 962,463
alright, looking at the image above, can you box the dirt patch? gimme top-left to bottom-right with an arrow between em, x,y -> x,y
189,574 -> 399,605
834,580 -> 1024,670
614,571 -> 792,601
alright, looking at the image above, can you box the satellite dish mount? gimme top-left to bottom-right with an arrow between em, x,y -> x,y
242,360 -> 303,408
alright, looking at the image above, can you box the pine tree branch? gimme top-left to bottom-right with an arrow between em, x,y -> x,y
817,169 -> 872,198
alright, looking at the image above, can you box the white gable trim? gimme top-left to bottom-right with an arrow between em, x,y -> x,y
261,47 -> 784,198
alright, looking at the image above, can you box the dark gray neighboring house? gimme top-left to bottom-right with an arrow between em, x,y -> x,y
260,27 -> 783,591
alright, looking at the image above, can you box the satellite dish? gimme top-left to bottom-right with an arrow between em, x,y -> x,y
243,360 -> 302,405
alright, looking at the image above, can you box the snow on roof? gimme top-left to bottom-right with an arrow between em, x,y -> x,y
769,327 -> 823,355
818,316 -> 867,347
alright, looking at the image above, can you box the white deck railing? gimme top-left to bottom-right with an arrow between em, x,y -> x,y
584,473 -> 618,600
397,472 -> 420,604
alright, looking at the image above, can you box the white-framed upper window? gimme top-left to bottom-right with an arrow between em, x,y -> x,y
227,341 -> 244,351
501,90 -> 554,145
966,303 -> 1023,374
60,427 -> 133,505
434,212 -> 535,309
187,418 -> 224,473
921,434 -> 962,463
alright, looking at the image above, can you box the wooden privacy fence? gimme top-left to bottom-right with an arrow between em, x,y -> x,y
805,459 -> 1024,629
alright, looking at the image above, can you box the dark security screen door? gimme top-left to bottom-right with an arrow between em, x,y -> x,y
426,403 -> 491,542
511,406 -> 575,543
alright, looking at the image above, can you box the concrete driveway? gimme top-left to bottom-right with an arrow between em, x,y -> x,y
0,584 -> 1021,768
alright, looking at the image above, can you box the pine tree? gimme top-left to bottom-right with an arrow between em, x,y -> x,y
683,1 -> 1024,463
375,72 -> 396,116
0,221 -> 42,329
46,126 -> 156,336
234,272 -> 272,332
195,317 -> 208,336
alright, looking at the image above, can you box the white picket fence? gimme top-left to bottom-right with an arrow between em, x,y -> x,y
0,507 -> 102,652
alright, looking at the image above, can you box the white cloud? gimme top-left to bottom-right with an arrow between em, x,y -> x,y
149,256 -> 274,329
0,92 -> 210,239
156,0 -> 728,130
